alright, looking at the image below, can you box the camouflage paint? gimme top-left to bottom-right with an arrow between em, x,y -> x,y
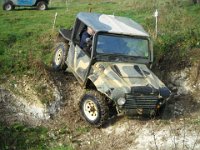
66,42 -> 91,82
61,12 -> 171,113
88,62 -> 169,101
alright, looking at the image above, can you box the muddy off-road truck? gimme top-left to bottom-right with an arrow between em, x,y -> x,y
52,12 -> 171,127
2,0 -> 49,11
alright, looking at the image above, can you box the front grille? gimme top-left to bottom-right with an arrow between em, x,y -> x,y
123,94 -> 160,109
131,86 -> 159,95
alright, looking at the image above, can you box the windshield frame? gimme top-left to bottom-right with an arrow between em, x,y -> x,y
92,32 -> 151,64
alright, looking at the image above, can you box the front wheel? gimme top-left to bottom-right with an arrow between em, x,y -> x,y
37,1 -> 48,10
80,91 -> 109,127
52,42 -> 68,71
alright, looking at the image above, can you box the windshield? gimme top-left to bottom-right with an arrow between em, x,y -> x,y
96,34 -> 149,58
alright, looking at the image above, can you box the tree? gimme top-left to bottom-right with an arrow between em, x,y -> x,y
192,0 -> 200,4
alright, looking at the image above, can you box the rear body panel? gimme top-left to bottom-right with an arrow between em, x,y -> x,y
10,0 -> 36,6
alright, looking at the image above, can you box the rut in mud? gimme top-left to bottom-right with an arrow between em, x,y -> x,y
1,66 -> 200,149
45,68 -> 200,150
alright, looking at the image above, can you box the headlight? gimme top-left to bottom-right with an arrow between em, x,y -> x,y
117,97 -> 126,106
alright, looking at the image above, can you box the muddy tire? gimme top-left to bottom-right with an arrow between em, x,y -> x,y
3,1 -> 14,11
80,90 -> 109,127
37,1 -> 48,10
52,42 -> 68,71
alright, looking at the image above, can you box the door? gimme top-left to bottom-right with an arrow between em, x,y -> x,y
74,45 -> 91,81
67,44 -> 91,82
17,0 -> 35,6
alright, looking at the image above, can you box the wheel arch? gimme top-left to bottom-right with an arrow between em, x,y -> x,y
57,33 -> 70,44
85,78 -> 97,90
86,75 -> 114,99
58,28 -> 72,42
35,0 -> 49,5
5,0 -> 14,5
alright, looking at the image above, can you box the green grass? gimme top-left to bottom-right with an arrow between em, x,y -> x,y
0,122 -> 73,150
0,0 -> 198,76
0,122 -> 74,150
0,0 -> 200,76
0,0 -> 200,149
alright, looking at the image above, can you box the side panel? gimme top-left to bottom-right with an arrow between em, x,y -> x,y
10,0 -> 18,5
66,44 -> 91,82
74,46 -> 91,81
17,0 -> 35,5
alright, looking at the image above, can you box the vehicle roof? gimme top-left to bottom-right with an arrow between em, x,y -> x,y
77,12 -> 149,37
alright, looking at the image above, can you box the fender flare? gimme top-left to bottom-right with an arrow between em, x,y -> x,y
87,75 -> 113,99
58,28 -> 72,42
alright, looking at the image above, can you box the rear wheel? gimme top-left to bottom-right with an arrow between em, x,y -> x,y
80,90 -> 109,127
37,1 -> 48,10
52,42 -> 68,71
3,1 -> 14,11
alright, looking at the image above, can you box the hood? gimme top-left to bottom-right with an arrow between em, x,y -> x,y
90,62 -> 171,99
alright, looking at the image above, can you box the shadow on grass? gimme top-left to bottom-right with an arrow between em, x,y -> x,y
12,6 -> 64,11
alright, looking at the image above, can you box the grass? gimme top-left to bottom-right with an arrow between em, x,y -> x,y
0,0 -> 200,149
0,122 -> 74,150
0,0 -> 199,77
0,0 -> 200,76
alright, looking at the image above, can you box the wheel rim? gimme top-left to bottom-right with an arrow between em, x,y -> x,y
54,48 -> 63,66
5,4 -> 12,10
39,4 -> 46,10
83,99 -> 98,121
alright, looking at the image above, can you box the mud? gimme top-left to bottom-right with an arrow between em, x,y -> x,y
1,66 -> 200,149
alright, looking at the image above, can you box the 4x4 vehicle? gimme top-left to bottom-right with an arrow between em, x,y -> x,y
3,0 -> 49,11
53,12 -> 171,127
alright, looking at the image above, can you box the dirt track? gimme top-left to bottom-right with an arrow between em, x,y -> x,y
45,69 -> 200,149
1,68 -> 200,149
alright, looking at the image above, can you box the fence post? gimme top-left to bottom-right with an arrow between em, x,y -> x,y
53,12 -> 58,30
154,9 -> 158,38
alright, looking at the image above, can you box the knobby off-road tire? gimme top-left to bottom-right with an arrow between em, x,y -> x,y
3,1 -> 14,11
80,90 -> 109,127
37,1 -> 48,10
52,42 -> 68,71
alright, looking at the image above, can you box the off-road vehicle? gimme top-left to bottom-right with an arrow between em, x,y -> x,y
3,0 -> 49,11
52,12 -> 171,127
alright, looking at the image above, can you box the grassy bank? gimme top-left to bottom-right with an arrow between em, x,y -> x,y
0,0 -> 200,149
0,0 -> 200,77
